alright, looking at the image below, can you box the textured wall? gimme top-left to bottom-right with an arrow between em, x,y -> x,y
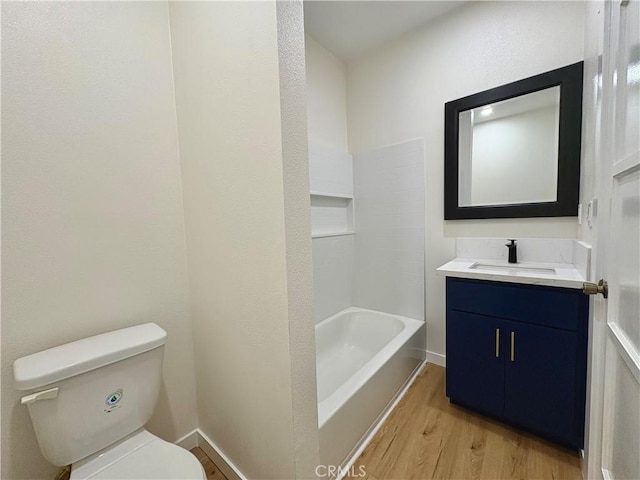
276,3 -> 321,475
1,3 -> 198,478
169,1 -> 317,478
347,1 -> 585,358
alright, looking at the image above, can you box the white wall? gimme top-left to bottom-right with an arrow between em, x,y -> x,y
306,36 -> 354,323
347,1 -> 585,358
1,3 -> 199,479
577,2 -> 604,247
305,35 -> 349,151
353,139 -> 425,320
169,2 -> 318,478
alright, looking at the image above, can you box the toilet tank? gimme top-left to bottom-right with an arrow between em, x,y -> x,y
13,323 -> 167,467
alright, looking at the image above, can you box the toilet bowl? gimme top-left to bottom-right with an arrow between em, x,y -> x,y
13,323 -> 205,480
70,429 -> 205,480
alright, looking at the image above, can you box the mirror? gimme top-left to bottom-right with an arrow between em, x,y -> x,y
458,86 -> 560,207
445,62 -> 583,220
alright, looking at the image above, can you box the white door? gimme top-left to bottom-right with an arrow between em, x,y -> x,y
586,1 -> 640,479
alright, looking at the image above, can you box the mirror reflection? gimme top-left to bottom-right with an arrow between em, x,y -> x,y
457,86 -> 561,207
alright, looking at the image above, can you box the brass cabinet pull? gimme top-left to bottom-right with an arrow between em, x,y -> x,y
495,328 -> 500,357
510,331 -> 515,362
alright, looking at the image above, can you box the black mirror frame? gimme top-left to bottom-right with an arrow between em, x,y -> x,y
444,61 -> 584,220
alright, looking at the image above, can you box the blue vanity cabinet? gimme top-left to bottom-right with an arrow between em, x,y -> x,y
503,319 -> 579,447
446,310 -> 505,418
445,277 -> 589,450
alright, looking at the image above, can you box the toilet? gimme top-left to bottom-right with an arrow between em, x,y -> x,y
13,323 -> 206,480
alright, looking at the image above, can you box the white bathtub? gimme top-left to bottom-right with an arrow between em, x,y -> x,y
316,307 -> 425,468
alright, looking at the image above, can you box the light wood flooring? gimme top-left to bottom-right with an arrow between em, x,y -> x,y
190,446 -> 228,480
353,363 -> 582,480
55,364 -> 581,480
54,446 -> 226,480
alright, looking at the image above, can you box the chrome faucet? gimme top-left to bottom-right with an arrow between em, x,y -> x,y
505,239 -> 518,264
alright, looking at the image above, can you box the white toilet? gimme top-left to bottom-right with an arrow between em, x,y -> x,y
13,323 -> 206,480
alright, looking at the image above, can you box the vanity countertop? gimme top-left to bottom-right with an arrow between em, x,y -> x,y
436,258 -> 587,289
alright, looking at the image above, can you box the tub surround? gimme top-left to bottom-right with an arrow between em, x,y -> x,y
308,142 -> 353,197
309,143 -> 355,239
309,143 -> 355,322
310,139 -> 426,323
310,139 -> 426,471
353,139 -> 426,321
437,238 -> 591,288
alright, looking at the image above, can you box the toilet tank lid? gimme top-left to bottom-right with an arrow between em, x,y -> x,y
13,323 -> 167,391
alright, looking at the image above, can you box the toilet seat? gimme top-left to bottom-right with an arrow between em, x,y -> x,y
70,429 -> 206,480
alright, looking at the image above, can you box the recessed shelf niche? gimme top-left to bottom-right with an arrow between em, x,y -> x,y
310,192 -> 354,238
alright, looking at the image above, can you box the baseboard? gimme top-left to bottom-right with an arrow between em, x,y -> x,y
426,350 -> 446,367
174,428 -> 245,480
179,356 -> 439,480
175,429 -> 199,450
336,359 -> 428,480
195,429 -> 246,480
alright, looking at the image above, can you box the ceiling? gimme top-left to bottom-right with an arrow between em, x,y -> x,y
303,1 -> 468,62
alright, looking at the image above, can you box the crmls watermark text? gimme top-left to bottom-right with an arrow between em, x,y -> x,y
315,465 -> 366,478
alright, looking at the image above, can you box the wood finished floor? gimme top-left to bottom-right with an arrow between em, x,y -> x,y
55,364 -> 580,480
190,446 -> 228,480
353,363 -> 582,480
54,447 -> 226,480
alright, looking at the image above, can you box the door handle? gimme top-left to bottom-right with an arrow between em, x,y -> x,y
495,328 -> 500,357
582,279 -> 608,299
510,331 -> 515,362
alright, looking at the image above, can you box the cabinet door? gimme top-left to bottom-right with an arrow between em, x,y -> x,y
504,320 -> 579,447
447,310 -> 505,418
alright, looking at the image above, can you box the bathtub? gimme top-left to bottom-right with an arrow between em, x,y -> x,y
316,307 -> 426,469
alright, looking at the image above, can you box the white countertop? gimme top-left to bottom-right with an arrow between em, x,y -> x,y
436,258 -> 587,289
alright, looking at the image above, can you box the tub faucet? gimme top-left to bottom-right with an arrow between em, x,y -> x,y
505,239 -> 517,264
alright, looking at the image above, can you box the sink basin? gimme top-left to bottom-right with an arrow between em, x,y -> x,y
469,262 -> 556,275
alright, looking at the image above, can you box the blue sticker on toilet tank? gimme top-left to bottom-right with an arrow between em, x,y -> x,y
105,390 -> 123,407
